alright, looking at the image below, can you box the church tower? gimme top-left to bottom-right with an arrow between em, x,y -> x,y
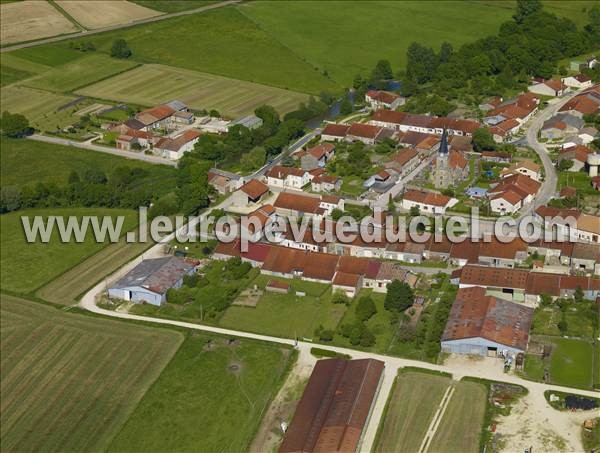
432,128 -> 451,189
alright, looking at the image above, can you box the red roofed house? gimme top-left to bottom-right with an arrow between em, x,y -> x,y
321,123 -> 350,142
265,165 -> 311,189
365,90 -> 405,110
311,174 -> 342,192
232,179 -> 270,207
155,129 -> 200,160
558,145 -> 593,172
490,190 -> 524,215
384,148 -> 420,176
528,79 -> 568,97
441,286 -> 533,357
345,123 -> 394,145
369,110 -> 479,137
300,143 -> 335,170
400,189 -> 458,215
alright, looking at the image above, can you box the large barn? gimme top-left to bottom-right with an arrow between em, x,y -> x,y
279,358 -> 384,453
108,256 -> 196,306
441,286 -> 533,357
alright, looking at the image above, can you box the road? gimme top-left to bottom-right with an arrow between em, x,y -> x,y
1,0 -> 240,53
28,134 -> 176,167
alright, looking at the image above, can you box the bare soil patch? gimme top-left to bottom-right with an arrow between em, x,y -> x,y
55,0 -> 161,30
1,1 -> 78,45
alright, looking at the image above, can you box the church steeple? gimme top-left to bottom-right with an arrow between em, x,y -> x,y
438,128 -> 448,155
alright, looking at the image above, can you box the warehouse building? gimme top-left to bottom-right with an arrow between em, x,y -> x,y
279,358 -> 384,453
108,256 -> 196,306
441,286 -> 533,357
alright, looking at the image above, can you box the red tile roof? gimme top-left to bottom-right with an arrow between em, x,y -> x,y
347,123 -> 385,139
266,165 -> 307,179
366,90 -> 401,104
459,265 -> 529,289
322,123 -> 350,137
239,179 -> 269,200
274,192 -> 321,214
403,189 -> 452,207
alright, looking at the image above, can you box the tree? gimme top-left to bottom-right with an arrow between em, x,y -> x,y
84,167 -> 107,184
409,205 -> 420,217
540,293 -> 552,307
356,295 -> 377,322
0,186 -> 22,213
360,328 -> 376,347
0,111 -> 31,137
472,128 -> 496,152
574,285 -> 584,303
332,290 -> 350,305
68,170 -> 80,184
372,59 -> 393,81
439,42 -> 453,64
340,98 -> 353,115
513,0 -> 542,24
384,280 -> 414,312
240,146 -> 266,172
558,159 -> 574,171
110,39 -> 132,58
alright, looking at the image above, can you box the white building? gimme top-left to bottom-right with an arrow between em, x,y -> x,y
265,165 -> 311,189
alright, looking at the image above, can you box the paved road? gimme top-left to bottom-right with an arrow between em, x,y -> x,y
28,134 -> 176,167
1,0 -> 240,53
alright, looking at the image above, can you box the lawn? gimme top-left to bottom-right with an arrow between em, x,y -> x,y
219,275 -> 347,340
9,44 -> 83,67
531,302 -> 596,339
1,137 -> 177,191
131,0 -> 217,13
76,63 -> 310,117
0,84 -> 79,131
339,175 -> 365,197
549,337 -> 594,389
19,7 -> 339,95
108,331 -> 294,452
428,380 -> 487,453
0,293 -> 182,452
558,170 -> 596,195
523,354 -> 545,381
375,370 -> 451,453
23,53 -> 139,92
0,208 -> 138,294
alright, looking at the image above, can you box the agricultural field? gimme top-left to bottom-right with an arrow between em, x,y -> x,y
428,380 -> 487,453
1,137 -> 177,190
375,370 -> 452,453
0,85 -> 78,131
0,294 -> 183,452
23,54 -> 139,92
132,0 -> 217,13
16,7 -> 339,95
108,332 -> 294,452
0,0 -> 78,45
0,53 -> 50,87
76,64 -> 310,117
55,0 -> 161,29
219,275 -> 346,339
0,208 -> 138,294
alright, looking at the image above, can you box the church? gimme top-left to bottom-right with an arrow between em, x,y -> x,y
430,129 -> 469,189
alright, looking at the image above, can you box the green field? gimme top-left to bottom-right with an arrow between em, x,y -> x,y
22,54 -> 138,92
0,293 -> 183,452
0,84 -> 78,131
1,137 -> 177,189
428,380 -> 487,453
219,275 -> 347,339
109,331 -> 293,452
76,63 -> 310,117
375,370 -> 452,453
0,208 -> 137,294
549,337 -> 594,389
0,53 -> 50,86
132,0 -> 217,13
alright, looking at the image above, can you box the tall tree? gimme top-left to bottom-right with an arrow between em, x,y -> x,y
110,39 -> 132,58
372,59 -> 393,81
513,0 -> 542,24
0,111 -> 30,137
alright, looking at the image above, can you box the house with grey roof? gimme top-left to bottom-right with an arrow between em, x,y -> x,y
108,256 -> 196,306
540,113 -> 584,140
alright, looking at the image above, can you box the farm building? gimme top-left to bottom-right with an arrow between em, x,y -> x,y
441,286 -> 533,357
279,358 -> 384,453
108,256 -> 196,306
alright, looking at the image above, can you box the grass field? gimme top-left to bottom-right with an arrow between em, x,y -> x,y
0,53 -> 50,86
375,370 -> 452,452
0,85 -> 78,131
549,337 -> 594,389
109,331 -> 293,452
76,63 -> 310,117
1,137 -> 177,189
0,0 -> 78,45
219,275 -> 346,339
240,1 -> 596,86
132,0 -> 217,13
428,380 -> 487,453
0,293 -> 182,452
23,53 -> 139,92
0,208 -> 138,294
55,0 -> 161,30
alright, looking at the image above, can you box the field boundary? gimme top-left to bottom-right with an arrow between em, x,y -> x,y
48,0 -> 87,31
